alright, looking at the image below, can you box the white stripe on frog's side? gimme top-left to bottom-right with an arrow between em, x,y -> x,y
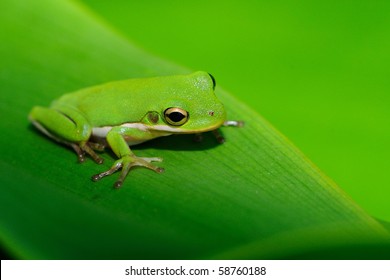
92,123 -> 178,146
92,123 -> 147,138
92,123 -> 183,138
91,126 -> 112,138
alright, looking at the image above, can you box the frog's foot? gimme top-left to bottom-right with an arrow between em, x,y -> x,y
195,129 -> 225,144
223,120 -> 245,127
71,141 -> 105,164
211,129 -> 225,144
194,120 -> 245,144
91,155 -> 164,188
212,120 -> 245,143
88,142 -> 106,152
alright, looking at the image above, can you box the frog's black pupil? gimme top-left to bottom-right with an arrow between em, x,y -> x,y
208,73 -> 216,89
169,112 -> 185,122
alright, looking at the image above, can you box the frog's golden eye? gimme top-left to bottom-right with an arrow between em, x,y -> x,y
208,73 -> 216,90
164,107 -> 189,126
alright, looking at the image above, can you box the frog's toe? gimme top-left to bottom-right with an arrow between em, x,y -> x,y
139,156 -> 163,163
156,167 -> 165,173
79,142 -> 104,164
132,157 -> 164,173
71,143 -> 86,163
88,141 -> 106,152
223,120 -> 245,127
91,161 -> 121,182
212,129 -> 225,144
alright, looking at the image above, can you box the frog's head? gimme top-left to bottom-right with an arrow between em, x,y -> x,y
150,71 -> 226,134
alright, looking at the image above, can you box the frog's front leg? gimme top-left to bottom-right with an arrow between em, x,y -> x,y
91,126 -> 165,188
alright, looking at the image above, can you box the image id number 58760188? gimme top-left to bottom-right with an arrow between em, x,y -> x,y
218,266 -> 266,276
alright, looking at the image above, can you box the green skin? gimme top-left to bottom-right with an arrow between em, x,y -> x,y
29,71 -> 229,188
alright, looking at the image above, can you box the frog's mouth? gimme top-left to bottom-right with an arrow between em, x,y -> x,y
151,121 -> 224,134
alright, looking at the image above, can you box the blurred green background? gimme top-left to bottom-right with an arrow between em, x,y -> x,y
81,0 -> 390,221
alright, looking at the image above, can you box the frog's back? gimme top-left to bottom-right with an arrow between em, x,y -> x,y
51,78 -> 156,126
54,79 -> 141,106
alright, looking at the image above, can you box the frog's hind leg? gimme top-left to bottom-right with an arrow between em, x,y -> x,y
29,106 -> 104,164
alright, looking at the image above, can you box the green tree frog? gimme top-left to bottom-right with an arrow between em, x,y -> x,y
29,71 -> 242,188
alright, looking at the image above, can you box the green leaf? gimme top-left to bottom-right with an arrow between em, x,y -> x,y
0,0 -> 389,259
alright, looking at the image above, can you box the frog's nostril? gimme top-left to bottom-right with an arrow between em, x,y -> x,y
208,111 -> 214,116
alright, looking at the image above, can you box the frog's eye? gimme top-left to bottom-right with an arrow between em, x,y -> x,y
208,73 -> 216,90
164,107 -> 189,126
